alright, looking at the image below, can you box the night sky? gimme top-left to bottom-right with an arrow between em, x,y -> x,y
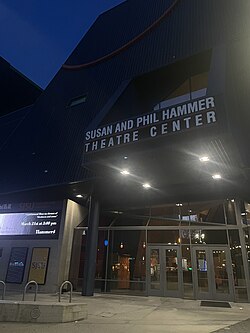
0,0 -> 125,89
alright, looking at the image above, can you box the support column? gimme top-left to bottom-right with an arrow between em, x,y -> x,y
82,196 -> 100,296
235,200 -> 250,302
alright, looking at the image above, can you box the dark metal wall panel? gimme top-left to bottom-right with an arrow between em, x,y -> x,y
0,0 -> 249,193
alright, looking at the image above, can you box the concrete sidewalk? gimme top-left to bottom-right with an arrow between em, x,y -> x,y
1,292 -> 250,333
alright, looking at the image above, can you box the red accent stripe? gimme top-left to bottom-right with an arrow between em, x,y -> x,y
62,0 -> 179,70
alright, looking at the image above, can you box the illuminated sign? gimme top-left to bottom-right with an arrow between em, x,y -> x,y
84,96 -> 217,153
28,248 -> 50,285
6,247 -> 28,284
0,211 -> 61,239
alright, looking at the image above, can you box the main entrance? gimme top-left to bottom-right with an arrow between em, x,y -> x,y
147,246 -> 183,297
192,246 -> 234,301
147,245 -> 234,301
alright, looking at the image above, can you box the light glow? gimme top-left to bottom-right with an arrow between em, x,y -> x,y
143,183 -> 151,189
212,174 -> 222,179
120,169 -> 130,175
199,156 -> 209,162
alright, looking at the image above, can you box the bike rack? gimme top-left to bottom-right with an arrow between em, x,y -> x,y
22,280 -> 38,301
0,280 -> 6,300
58,281 -> 73,303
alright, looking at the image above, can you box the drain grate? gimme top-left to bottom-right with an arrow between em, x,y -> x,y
200,301 -> 231,308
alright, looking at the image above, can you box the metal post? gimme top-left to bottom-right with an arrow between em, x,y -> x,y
82,196 -> 100,296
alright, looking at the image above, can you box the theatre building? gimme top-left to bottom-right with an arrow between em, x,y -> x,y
0,0 -> 250,303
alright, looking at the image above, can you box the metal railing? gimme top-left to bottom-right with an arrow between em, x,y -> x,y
0,280 -> 6,300
58,280 -> 73,303
22,280 -> 38,301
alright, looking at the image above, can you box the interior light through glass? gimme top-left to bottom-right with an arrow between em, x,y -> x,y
120,169 -> 130,175
199,156 -> 209,162
212,174 -> 221,179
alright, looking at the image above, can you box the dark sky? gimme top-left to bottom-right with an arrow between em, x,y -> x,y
0,0 -> 125,89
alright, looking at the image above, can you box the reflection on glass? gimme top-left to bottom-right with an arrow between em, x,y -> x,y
165,249 -> 178,290
150,249 -> 160,290
189,201 -> 225,224
212,250 -> 229,294
148,230 -> 179,244
196,250 -> 209,292
182,246 -> 193,298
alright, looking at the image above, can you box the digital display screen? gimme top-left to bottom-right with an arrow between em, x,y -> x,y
6,247 -> 28,283
0,211 -> 61,239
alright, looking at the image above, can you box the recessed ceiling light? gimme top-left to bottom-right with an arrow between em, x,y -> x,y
212,174 -> 221,180
120,169 -> 130,175
199,156 -> 209,162
76,194 -> 83,198
143,183 -> 151,189
123,156 -> 128,159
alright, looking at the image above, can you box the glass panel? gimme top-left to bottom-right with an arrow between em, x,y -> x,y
180,229 -> 190,244
245,202 -> 250,225
150,249 -> 160,290
228,230 -> 248,302
150,205 -> 181,221
196,250 -> 209,293
147,230 -> 179,244
224,200 -> 237,225
113,216 -> 148,226
212,250 -> 229,294
165,249 -> 178,290
189,201 -> 225,224
228,230 -> 246,285
191,230 -> 228,244
149,219 -> 180,226
182,246 -> 193,298
106,230 -> 146,293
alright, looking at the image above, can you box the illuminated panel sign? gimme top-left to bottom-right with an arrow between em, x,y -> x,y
6,247 -> 28,283
0,211 -> 61,239
28,247 -> 50,285
84,96 -> 217,153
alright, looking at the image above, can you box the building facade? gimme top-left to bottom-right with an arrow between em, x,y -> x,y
0,0 -> 250,302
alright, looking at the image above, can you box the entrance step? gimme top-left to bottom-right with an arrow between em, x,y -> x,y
0,300 -> 88,323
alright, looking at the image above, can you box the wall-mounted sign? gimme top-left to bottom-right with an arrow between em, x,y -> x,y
6,247 -> 28,284
0,211 -> 61,239
84,96 -> 217,153
28,247 -> 50,285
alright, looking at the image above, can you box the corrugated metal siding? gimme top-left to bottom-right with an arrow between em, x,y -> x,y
0,0 -> 249,193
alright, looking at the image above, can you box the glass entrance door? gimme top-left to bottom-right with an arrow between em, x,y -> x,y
147,246 -> 182,297
192,247 -> 234,301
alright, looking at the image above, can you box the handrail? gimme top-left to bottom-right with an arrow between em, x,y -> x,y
0,280 -> 6,300
22,280 -> 38,301
58,280 -> 73,303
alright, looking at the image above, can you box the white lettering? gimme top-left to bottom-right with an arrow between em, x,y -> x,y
133,131 -> 139,141
150,126 -> 157,137
172,120 -> 181,131
207,111 -> 216,123
198,99 -> 206,110
100,139 -> 106,149
183,117 -> 191,128
161,123 -> 168,134
195,114 -> 203,126
206,97 -> 215,109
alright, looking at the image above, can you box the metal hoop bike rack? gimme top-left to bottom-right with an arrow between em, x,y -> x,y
58,280 -> 73,303
0,280 -> 6,300
22,280 -> 38,301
